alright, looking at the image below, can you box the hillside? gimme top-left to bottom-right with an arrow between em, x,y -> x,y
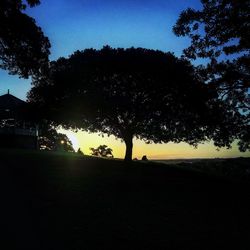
1,149 -> 250,249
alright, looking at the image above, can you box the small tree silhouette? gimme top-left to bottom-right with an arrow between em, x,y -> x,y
77,148 -> 84,155
90,145 -> 113,158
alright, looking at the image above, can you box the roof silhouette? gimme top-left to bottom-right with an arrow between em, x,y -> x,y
0,93 -> 27,120
0,93 -> 26,110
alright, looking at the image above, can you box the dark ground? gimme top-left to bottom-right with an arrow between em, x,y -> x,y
0,149 -> 250,250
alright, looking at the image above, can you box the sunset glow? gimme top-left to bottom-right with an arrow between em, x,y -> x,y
1,0 -> 249,160
58,128 -> 250,160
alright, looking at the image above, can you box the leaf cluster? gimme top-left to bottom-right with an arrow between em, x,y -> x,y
38,121 -> 74,152
90,145 -> 113,158
0,0 -> 50,78
173,0 -> 250,59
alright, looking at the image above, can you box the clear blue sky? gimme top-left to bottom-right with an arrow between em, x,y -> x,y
0,0 -> 202,99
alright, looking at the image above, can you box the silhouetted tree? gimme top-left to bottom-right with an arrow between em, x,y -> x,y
90,145 -> 113,158
77,148 -> 84,155
173,0 -> 250,151
28,46 -> 244,161
0,0 -> 50,78
38,122 -> 74,152
173,0 -> 249,60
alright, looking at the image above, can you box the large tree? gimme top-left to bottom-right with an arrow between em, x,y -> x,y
0,0 -> 50,78
28,46 -> 242,161
173,0 -> 250,151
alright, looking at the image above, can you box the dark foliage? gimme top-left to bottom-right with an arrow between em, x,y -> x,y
90,145 -> 113,158
28,46 -> 243,160
38,122 -> 74,152
77,148 -> 84,155
0,0 -> 50,78
173,0 -> 250,151
173,0 -> 249,59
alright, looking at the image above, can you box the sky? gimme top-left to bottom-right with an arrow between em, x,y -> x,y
1,0 -> 249,159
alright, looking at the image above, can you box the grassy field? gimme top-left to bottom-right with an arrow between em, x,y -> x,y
1,149 -> 250,250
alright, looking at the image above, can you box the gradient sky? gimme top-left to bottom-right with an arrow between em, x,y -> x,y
1,0 -> 249,159
1,0 -> 201,98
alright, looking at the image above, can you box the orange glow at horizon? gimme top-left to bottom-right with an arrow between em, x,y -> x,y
58,128 -> 250,159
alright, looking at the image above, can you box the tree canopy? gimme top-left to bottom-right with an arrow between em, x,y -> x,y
173,0 -> 249,59
38,122 -> 74,152
173,0 -> 249,98
0,0 -> 50,78
28,46 -> 244,160
173,0 -> 250,151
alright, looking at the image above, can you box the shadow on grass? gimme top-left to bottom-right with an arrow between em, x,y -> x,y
0,149 -> 250,249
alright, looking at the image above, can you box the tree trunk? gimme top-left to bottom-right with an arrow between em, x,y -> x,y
124,135 -> 133,161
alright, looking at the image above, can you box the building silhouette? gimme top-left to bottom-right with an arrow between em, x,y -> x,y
0,91 -> 38,149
